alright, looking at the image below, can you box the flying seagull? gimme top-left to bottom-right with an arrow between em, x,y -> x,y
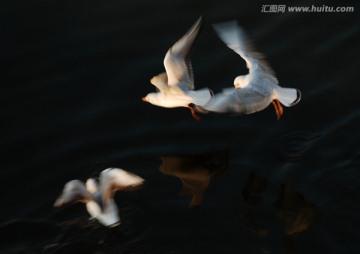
197,21 -> 301,119
54,168 -> 144,227
142,16 -> 212,120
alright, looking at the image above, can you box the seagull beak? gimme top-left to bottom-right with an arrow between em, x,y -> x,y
142,97 -> 148,102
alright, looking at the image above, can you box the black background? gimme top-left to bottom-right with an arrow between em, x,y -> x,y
1,0 -> 359,253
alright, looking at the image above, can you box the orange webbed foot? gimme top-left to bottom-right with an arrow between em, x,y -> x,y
272,99 -> 284,120
188,106 -> 201,121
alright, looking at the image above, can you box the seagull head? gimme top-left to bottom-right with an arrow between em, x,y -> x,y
234,75 -> 249,88
142,92 -> 164,106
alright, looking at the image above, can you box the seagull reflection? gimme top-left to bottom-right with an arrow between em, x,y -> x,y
159,151 -> 228,207
275,184 -> 316,235
241,172 -> 316,253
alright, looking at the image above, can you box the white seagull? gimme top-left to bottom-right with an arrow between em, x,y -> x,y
197,21 -> 301,119
54,168 -> 144,227
142,16 -> 213,120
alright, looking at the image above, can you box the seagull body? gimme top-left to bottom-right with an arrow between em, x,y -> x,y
198,21 -> 301,119
143,16 -> 212,119
54,168 -> 144,227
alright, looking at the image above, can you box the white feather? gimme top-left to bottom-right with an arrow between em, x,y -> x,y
199,21 -> 301,115
143,16 -> 213,109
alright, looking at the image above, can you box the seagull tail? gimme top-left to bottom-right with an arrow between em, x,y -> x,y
275,87 -> 301,107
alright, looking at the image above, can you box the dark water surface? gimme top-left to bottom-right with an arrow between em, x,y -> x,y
1,0 -> 360,253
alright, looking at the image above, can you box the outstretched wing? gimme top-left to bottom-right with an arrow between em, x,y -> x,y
150,72 -> 168,92
54,180 -> 92,207
213,21 -> 276,78
100,168 -> 144,206
199,87 -> 268,114
164,16 -> 203,91
234,87 -> 270,114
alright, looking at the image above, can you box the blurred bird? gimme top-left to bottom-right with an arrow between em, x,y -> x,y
142,16 -> 212,120
54,168 -> 144,227
197,21 -> 301,119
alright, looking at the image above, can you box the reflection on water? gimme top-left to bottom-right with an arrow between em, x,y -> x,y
275,184 -> 316,236
277,113 -> 360,162
277,131 -> 322,162
0,219 -> 130,254
241,172 -> 316,253
242,171 -> 268,206
159,151 -> 228,207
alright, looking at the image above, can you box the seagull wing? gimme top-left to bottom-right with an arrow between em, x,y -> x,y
213,21 -> 277,79
54,180 -> 93,207
198,90 -> 241,113
164,16 -> 203,91
200,87 -> 268,114
234,87 -> 270,114
100,168 -> 144,206
150,72 -> 168,93
86,178 -> 99,194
